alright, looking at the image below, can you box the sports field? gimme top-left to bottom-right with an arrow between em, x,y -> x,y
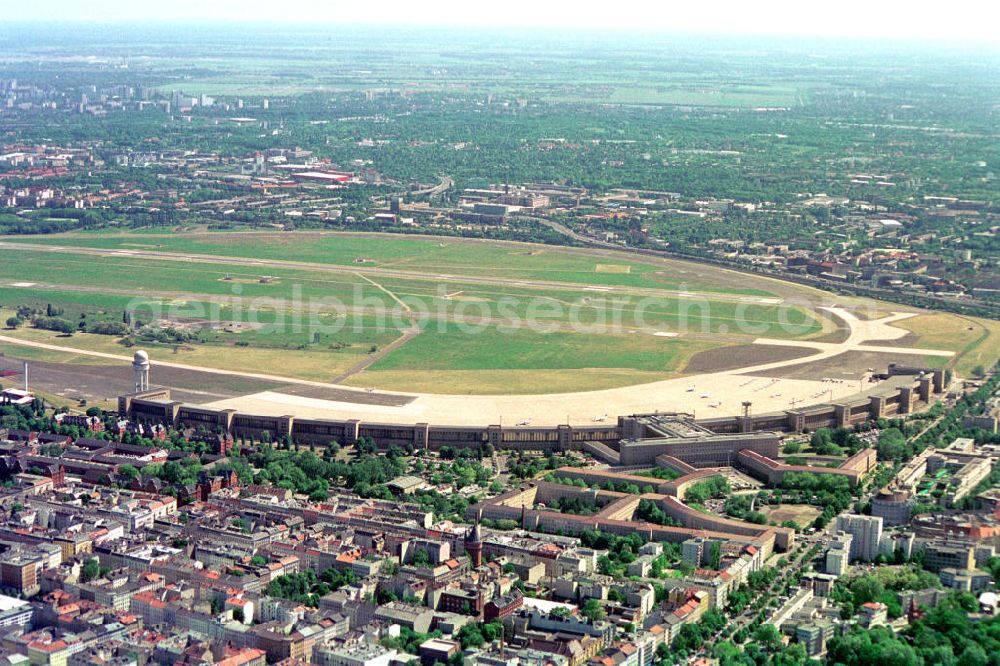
0,230 -> 989,419
760,504 -> 822,527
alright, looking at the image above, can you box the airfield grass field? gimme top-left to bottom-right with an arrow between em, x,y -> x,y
0,244 -> 824,338
367,324 -> 714,372
0,311 -> 370,382
0,231 -> 994,398
0,341 -> 119,366
353,324 -> 717,393
5,231 -> 775,294
893,312 -> 1000,377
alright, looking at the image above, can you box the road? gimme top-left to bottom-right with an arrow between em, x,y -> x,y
723,533 -> 829,643
408,175 -> 453,197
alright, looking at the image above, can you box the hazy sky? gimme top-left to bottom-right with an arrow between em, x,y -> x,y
6,0 -> 1000,43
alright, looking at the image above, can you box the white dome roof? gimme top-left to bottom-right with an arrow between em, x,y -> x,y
133,350 -> 150,363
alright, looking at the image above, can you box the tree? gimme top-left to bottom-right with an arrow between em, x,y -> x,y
5,316 -> 21,329
811,428 -> 832,449
828,626 -> 919,666
675,622 -> 705,652
708,541 -> 722,570
580,599 -> 606,622
849,576 -> 885,606
957,644 -> 988,666
774,643 -> 808,666
877,428 -> 908,463
597,554 -> 617,576
32,316 -> 75,335
80,557 -> 101,583
118,464 -> 140,483
457,623 -> 485,649
684,476 -> 730,503
712,641 -> 741,664
456,621 -> 501,649
754,624 -> 781,650
411,549 -> 431,567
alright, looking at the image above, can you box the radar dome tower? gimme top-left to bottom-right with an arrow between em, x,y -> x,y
132,350 -> 150,392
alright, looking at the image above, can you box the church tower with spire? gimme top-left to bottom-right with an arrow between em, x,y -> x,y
466,512 -> 484,568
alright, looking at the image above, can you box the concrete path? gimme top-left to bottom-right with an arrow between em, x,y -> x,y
736,308 -> 951,376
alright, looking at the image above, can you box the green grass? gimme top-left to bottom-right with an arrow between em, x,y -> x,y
0,342 -> 119,366
0,250 -> 381,303
0,313 -> 382,382
0,249 -> 823,339
0,286 -> 402,352
350,323 -> 714,394
894,312 -> 1000,377
2,231 -> 776,295
370,323 -> 710,372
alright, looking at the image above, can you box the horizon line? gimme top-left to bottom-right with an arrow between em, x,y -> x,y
3,20 -> 999,49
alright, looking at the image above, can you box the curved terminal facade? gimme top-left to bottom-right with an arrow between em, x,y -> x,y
118,365 -> 943,461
